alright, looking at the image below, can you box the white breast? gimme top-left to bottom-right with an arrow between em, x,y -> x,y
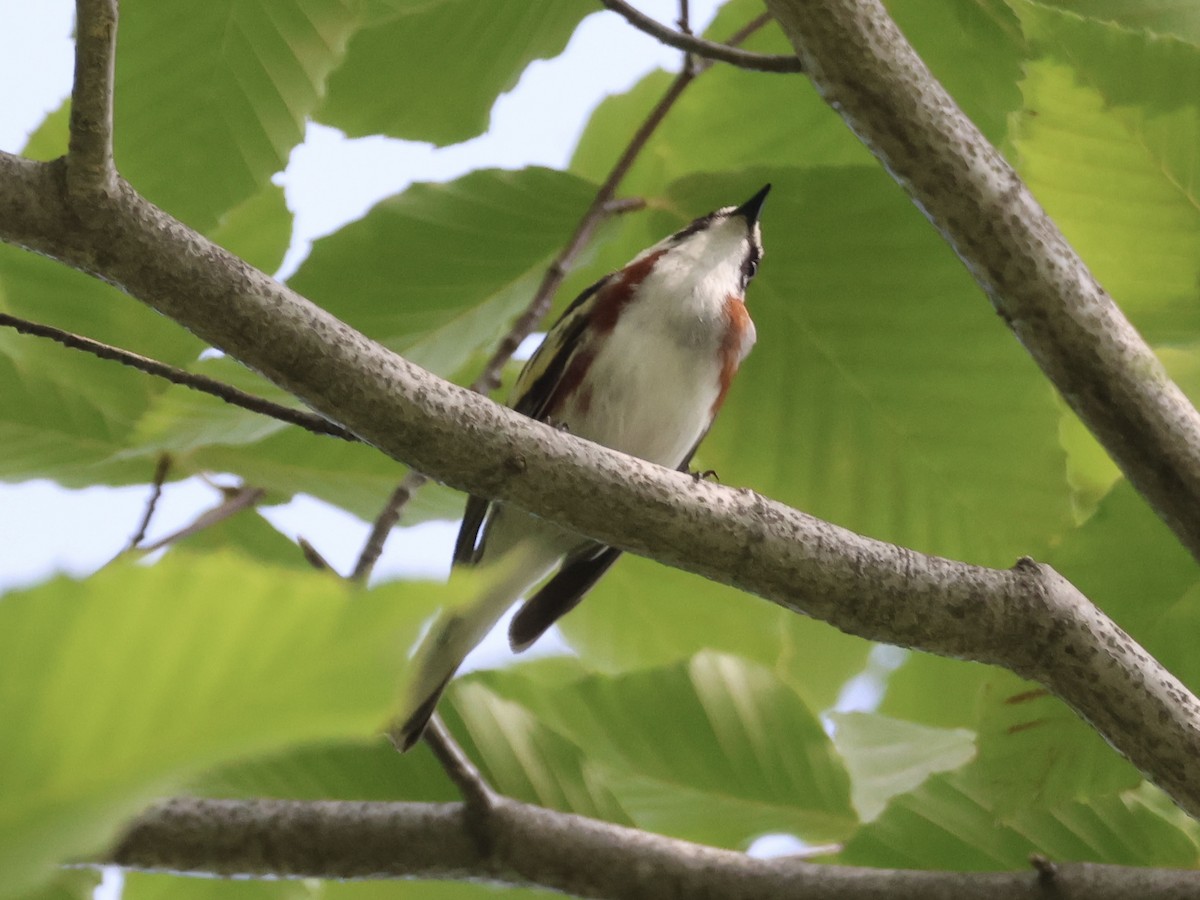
559,294 -> 727,469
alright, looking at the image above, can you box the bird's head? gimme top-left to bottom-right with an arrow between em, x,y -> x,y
634,183 -> 770,300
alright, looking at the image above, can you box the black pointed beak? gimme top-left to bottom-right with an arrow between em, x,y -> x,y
733,183 -> 771,225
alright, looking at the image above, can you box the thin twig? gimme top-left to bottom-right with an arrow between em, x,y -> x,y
68,0 -> 119,197
599,0 -> 802,73
349,471 -> 429,583
0,313 -> 359,442
297,537 -> 334,572
137,486 -> 266,553
124,455 -> 171,551
418,715 -> 496,811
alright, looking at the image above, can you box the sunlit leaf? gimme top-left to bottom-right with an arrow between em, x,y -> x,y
318,0 -> 590,145
470,653 -> 856,847
116,0 -> 359,230
829,712 -> 975,822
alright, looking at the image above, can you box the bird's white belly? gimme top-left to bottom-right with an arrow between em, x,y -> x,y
560,321 -> 722,468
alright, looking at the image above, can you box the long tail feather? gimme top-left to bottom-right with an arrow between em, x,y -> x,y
394,536 -> 562,750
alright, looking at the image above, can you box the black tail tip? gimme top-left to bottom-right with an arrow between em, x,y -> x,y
393,690 -> 444,752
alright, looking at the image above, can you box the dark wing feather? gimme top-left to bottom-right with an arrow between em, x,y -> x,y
511,275 -> 609,421
453,494 -> 491,565
453,275 -> 612,567
508,545 -> 623,652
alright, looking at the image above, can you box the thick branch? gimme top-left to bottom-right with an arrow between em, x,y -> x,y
107,796 -> 1200,899
68,0 -> 118,199
598,0 -> 802,72
764,0 -> 1200,566
2,154 -> 1199,816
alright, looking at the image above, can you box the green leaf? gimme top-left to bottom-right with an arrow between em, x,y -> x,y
208,182 -> 295,277
0,554 -> 437,898
123,875 -> 313,900
195,736 -> 457,804
1011,11 -> 1200,343
1029,0 -> 1200,50
1043,478 -> 1200,696
472,653 -> 856,847
190,426 -> 463,524
557,555 -> 873,714
964,670 -> 1141,813
319,880 -> 554,900
840,775 -> 1199,869
569,34 -> 871,195
829,712 -> 975,822
288,168 -> 598,380
116,0 -> 359,231
671,168 -> 1071,565
879,654 -> 994,729
167,508 -> 313,569
14,870 -> 100,900
317,0 -> 590,145
440,681 -> 633,825
887,0 -> 1025,144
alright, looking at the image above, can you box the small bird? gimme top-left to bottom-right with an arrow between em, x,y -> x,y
396,185 -> 770,749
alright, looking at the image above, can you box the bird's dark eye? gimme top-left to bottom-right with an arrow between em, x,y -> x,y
742,256 -> 759,284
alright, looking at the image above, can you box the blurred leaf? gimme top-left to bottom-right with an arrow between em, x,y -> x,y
840,774 -> 1199,869
195,736 -> 457,804
116,0 -> 358,230
829,712 -> 975,822
472,653 -> 856,847
319,880 -> 554,899
558,555 -> 873,714
965,671 -> 1140,813
288,168 -> 597,380
318,0 -> 589,144
879,654 -> 995,729
208,182 -> 294,276
190,426 -> 463,524
0,554 -> 437,898
168,508 -> 311,569
14,871 -> 100,900
440,681 -> 633,825
1046,481 -> 1198,643
123,874 -> 313,900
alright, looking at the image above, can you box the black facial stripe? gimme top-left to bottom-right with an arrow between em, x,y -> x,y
670,212 -> 720,243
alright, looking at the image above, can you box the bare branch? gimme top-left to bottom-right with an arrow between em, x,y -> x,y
415,716 -> 496,812
350,471 -> 428,583
106,795 -> 1200,898
3,159 -> 1200,816
68,0 -> 118,198
0,313 -> 359,442
123,455 -> 172,553
598,0 -> 803,73
764,0 -> 1200,566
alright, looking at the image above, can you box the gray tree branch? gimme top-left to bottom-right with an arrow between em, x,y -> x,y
2,150 -> 1200,818
764,0 -> 1200,568
67,0 -> 117,200
105,796 -> 1200,899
